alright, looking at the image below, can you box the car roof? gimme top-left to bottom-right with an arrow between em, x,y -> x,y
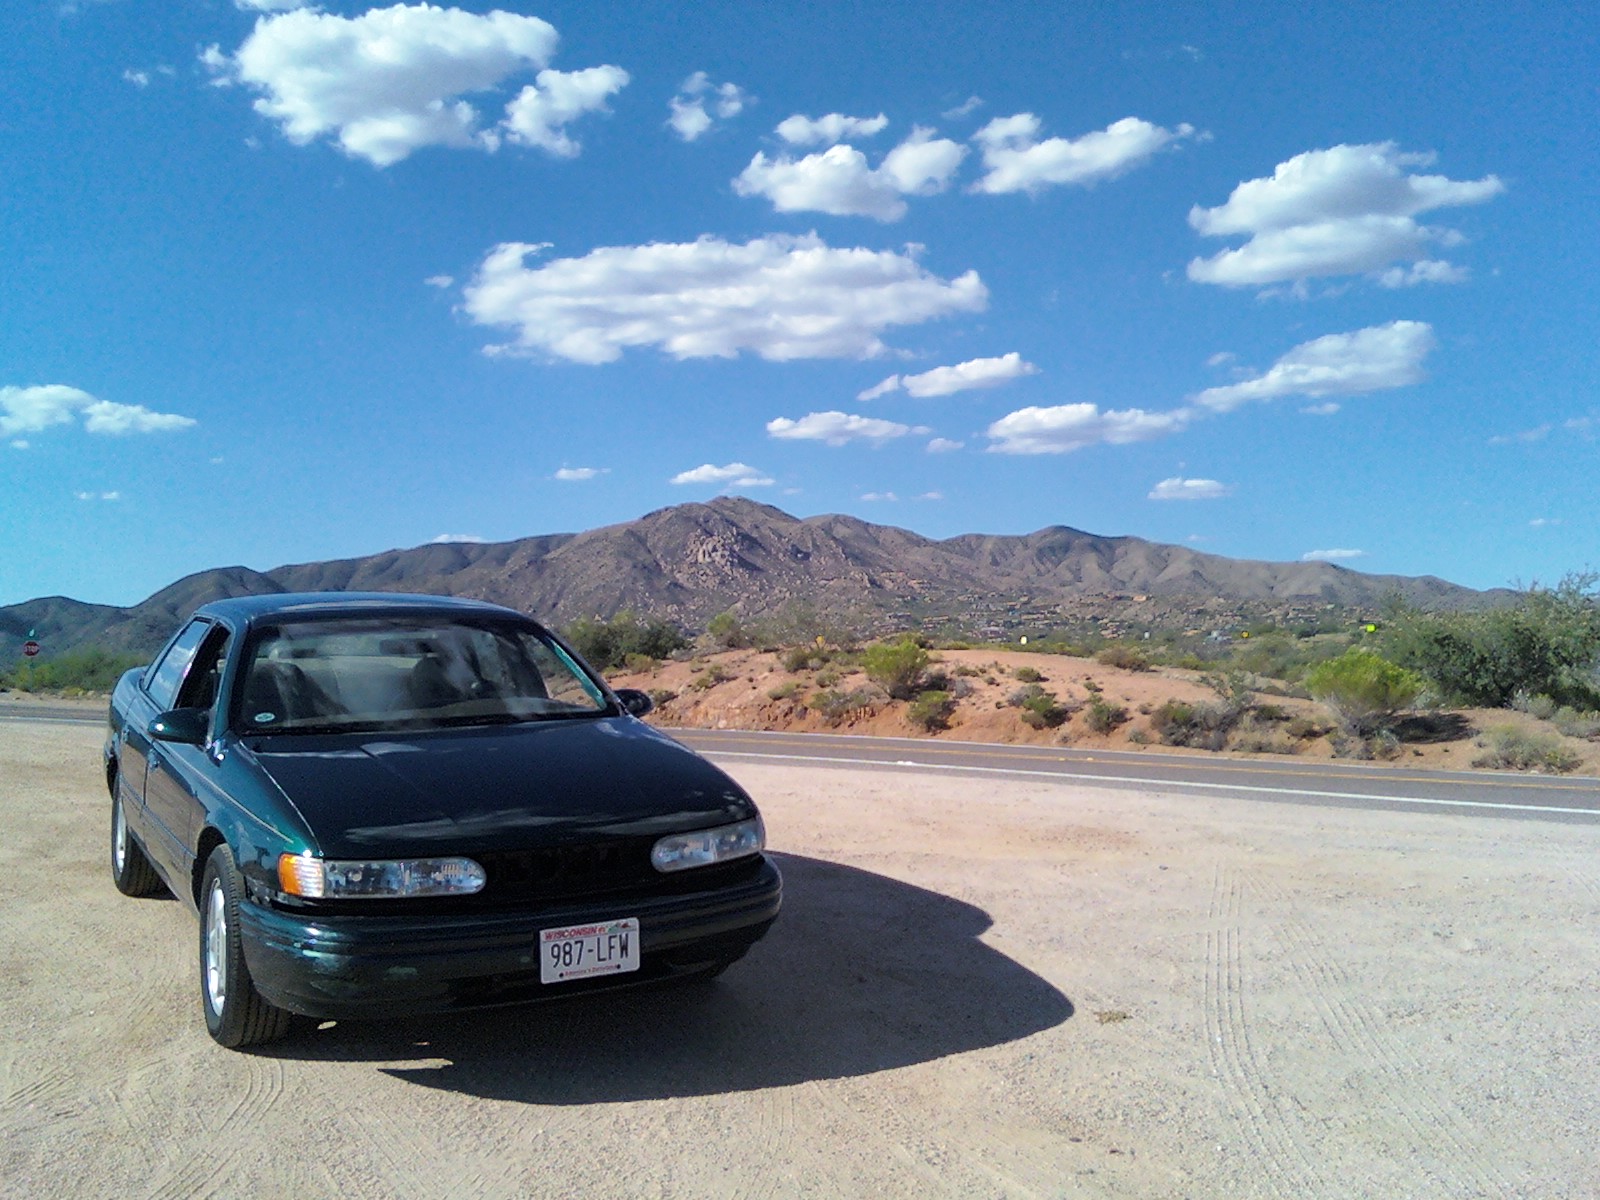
193,592 -> 531,628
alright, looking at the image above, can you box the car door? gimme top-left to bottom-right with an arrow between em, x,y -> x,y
143,623 -> 232,885
118,618 -> 213,838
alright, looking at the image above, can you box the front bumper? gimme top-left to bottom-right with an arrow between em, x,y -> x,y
238,856 -> 781,1020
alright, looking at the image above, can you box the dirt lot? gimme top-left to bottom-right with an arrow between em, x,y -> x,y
3,719 -> 1598,1199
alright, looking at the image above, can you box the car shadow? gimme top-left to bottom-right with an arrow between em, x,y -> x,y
269,852 -> 1074,1102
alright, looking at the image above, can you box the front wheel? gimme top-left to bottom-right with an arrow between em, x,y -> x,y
199,846 -> 291,1048
110,783 -> 164,897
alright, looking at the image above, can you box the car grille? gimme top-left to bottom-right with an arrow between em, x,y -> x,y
475,839 -> 660,901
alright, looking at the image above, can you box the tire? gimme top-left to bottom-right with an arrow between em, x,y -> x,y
199,846 -> 292,1048
110,782 -> 164,898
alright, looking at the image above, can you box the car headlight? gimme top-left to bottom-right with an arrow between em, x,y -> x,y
277,854 -> 487,899
650,817 -> 764,873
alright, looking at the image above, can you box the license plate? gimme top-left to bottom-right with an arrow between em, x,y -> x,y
540,918 -> 640,984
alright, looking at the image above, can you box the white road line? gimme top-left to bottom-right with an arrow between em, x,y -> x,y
708,750 -> 1600,818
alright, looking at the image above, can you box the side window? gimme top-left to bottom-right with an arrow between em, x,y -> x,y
175,626 -> 231,714
144,620 -> 212,710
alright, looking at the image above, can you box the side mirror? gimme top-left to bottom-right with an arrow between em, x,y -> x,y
149,707 -> 210,746
615,688 -> 655,718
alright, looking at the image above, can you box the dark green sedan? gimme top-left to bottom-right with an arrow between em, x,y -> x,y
104,593 -> 780,1048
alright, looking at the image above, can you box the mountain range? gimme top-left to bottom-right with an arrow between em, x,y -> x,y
1,498 -> 1498,660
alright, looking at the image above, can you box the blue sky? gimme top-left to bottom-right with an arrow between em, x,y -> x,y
3,0 -> 1595,608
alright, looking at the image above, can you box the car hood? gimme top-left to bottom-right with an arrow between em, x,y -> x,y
240,718 -> 755,858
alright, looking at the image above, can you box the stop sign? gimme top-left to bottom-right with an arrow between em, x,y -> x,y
22,641 -> 40,658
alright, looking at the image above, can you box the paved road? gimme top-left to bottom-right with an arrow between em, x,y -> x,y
8,700 -> 1594,823
674,728 -> 1600,824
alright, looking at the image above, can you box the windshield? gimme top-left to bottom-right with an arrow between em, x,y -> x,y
234,615 -> 609,734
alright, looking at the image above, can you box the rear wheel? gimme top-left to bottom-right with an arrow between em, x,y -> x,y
199,846 -> 291,1048
110,783 -> 164,897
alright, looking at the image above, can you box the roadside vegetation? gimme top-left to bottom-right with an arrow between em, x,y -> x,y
0,647 -> 147,695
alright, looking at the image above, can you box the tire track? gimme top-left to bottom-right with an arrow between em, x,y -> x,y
1249,874 -> 1524,1198
1203,864 -> 1333,1198
144,1055 -> 285,1200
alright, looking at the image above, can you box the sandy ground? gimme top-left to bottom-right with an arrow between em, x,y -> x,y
2,719 -> 1599,1199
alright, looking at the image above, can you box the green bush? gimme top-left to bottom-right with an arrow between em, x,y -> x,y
1095,644 -> 1151,672
1150,699 -> 1236,750
647,688 -> 677,707
688,663 -> 733,691
862,637 -> 931,700
1305,649 -> 1424,737
907,690 -> 955,732
2,646 -> 148,694
1085,696 -> 1128,733
1008,683 -> 1072,729
781,644 -> 831,672
622,652 -> 658,674
767,680 -> 802,701
1013,666 -> 1043,683
563,611 -> 689,672
1472,725 -> 1581,774
807,687 -> 879,726
1551,707 -> 1600,740
706,610 -> 751,650
1382,574 -> 1600,709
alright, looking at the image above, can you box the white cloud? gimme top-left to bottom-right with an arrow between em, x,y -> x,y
926,437 -> 964,453
10,440 -> 28,450
667,72 -> 749,141
860,491 -> 898,502
1529,517 -> 1562,528
971,113 -> 1195,195
1148,477 -> 1232,501
424,274 -> 454,288
1302,548 -> 1366,562
237,0 -> 309,10
1488,423 -> 1551,445
1188,143 -> 1503,288
502,65 -> 628,156
1205,351 -> 1237,368
553,466 -> 607,481
670,462 -> 774,487
734,127 -> 966,221
1193,321 -> 1435,413
916,491 -> 944,501
463,233 -> 987,363
430,533 -> 487,544
901,352 -> 1038,397
986,404 -> 1190,454
206,5 -> 623,167
1301,402 -> 1341,416
776,112 -> 888,146
766,411 -> 928,445
1,385 -> 196,438
122,69 -> 149,87
857,376 -> 903,402
75,491 -> 121,501
942,96 -> 983,120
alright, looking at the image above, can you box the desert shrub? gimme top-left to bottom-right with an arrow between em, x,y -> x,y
767,680 -> 801,701
1382,573 -> 1600,709
1150,699 -> 1236,750
1551,707 -> 1600,740
1008,683 -> 1073,729
622,652 -> 658,674
1510,690 -> 1558,720
1126,729 -> 1151,745
953,664 -> 982,678
1305,649 -> 1424,737
1085,696 -> 1128,734
907,690 -> 956,732
689,663 -> 733,690
706,610 -> 751,650
807,686 -> 880,726
647,688 -> 677,707
862,637 -> 931,700
781,644 -> 832,672
563,611 -> 689,671
1472,725 -> 1581,773
1013,666 -> 1043,683
1096,643 -> 1152,672
1232,722 -> 1296,754
813,667 -> 842,688
2,646 -> 147,694
948,677 -> 975,700
1254,703 -> 1291,722
1286,714 -> 1334,739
